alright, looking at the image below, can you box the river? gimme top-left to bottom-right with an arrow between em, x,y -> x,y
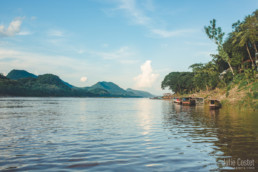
0,98 -> 257,171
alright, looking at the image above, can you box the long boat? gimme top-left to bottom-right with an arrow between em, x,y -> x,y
192,97 -> 204,105
182,97 -> 196,106
173,97 -> 178,103
209,99 -> 221,109
176,98 -> 182,104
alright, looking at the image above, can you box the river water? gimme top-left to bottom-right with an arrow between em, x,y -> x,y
0,98 -> 257,171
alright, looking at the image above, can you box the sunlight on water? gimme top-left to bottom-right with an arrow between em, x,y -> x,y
137,99 -> 152,136
0,98 -> 257,171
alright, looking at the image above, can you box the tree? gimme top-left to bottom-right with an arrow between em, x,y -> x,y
189,62 -> 219,91
232,10 -> 258,67
223,33 -> 246,71
204,19 -> 235,75
189,63 -> 207,91
161,72 -> 194,94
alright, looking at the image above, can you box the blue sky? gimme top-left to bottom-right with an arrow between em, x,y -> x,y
0,0 -> 257,95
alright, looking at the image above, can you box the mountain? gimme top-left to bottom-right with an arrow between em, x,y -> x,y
7,69 -> 37,80
1,69 -> 154,97
6,69 -> 74,88
35,74 -> 71,90
88,81 -> 135,96
0,73 -> 82,97
84,87 -> 110,95
62,81 -> 74,88
126,88 -> 154,98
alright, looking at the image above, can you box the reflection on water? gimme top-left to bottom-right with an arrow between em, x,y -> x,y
136,99 -> 152,136
0,98 -> 257,171
163,101 -> 258,170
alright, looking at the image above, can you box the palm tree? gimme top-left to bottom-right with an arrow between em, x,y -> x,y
232,11 -> 258,67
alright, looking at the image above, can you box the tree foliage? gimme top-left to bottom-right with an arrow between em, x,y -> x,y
161,72 -> 194,94
162,10 -> 257,94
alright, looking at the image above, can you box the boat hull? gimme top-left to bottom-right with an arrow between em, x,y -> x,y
209,100 -> 221,109
182,100 -> 196,106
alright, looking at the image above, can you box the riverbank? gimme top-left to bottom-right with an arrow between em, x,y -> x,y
181,81 -> 258,110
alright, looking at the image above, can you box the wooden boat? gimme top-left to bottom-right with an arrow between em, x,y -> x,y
209,99 -> 221,109
192,97 -> 204,105
182,97 -> 196,106
174,98 -> 182,104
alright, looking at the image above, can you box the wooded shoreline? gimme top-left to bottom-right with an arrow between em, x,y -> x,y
161,10 -> 257,110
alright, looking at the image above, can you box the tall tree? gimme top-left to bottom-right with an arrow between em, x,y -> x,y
204,19 -> 235,75
232,10 -> 258,67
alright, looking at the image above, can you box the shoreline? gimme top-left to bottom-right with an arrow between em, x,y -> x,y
175,81 -> 258,110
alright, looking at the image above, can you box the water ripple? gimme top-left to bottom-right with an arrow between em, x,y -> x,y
0,98 -> 257,171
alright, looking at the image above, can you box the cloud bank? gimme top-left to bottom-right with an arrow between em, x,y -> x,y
0,18 -> 23,37
47,29 -> 64,37
114,0 -> 195,39
134,60 -> 159,88
151,29 -> 195,38
117,0 -> 151,25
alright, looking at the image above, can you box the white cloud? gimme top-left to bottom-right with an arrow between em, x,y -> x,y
31,16 -> 37,20
91,46 -> 137,64
48,29 -> 64,37
97,46 -> 131,60
0,17 -> 24,37
0,47 -> 93,79
102,43 -> 109,48
120,59 -> 139,64
134,60 -> 159,88
80,76 -> 87,82
77,49 -> 85,54
17,30 -> 32,36
151,29 -> 195,38
111,1 -> 196,39
0,47 -> 114,88
117,0 -> 151,25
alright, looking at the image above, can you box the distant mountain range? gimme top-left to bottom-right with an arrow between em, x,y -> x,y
0,69 -> 154,98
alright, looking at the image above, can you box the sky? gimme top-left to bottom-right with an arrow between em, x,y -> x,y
0,0 -> 257,95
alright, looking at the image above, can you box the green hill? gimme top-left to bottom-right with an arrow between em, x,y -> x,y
7,69 -> 37,80
6,70 -> 74,88
0,70 -> 154,97
0,74 -> 79,97
83,87 -> 110,95
36,74 -> 70,90
89,81 -> 135,96
126,88 -> 154,98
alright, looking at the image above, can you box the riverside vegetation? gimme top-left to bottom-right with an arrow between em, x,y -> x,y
162,10 -> 258,110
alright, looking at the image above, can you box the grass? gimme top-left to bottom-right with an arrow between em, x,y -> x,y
238,80 -> 248,90
184,80 -> 258,111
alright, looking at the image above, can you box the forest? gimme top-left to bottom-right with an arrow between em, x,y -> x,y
162,10 -> 257,95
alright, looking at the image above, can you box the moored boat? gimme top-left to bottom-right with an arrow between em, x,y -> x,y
174,98 -> 182,104
192,97 -> 204,105
209,99 -> 221,109
182,97 -> 196,106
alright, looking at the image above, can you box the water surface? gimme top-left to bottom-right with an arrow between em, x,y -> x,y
0,98 -> 257,171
